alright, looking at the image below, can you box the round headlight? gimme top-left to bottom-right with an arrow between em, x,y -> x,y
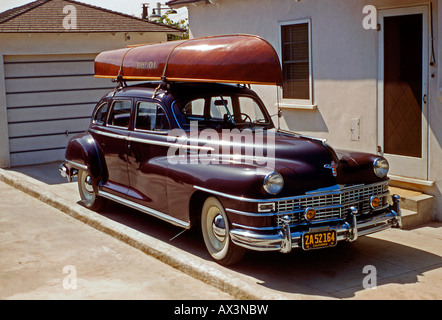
263,171 -> 284,195
373,157 -> 389,178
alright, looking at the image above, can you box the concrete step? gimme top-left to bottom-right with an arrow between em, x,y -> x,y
389,187 -> 435,229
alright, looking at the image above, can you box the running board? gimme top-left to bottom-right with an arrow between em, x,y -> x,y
98,190 -> 190,229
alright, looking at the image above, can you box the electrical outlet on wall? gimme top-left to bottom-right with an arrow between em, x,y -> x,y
350,118 -> 360,141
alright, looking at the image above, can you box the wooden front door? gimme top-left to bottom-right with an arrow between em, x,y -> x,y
377,6 -> 429,180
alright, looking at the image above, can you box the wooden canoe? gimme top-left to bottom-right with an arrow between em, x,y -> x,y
94,34 -> 283,85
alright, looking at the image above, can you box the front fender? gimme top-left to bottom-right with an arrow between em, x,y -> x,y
65,131 -> 108,184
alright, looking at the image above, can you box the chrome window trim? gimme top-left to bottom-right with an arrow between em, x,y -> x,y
134,128 -> 170,134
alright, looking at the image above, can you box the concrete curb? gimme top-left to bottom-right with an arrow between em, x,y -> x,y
0,167 -> 288,300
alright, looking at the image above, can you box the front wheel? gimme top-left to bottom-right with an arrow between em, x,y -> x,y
77,170 -> 106,211
201,197 -> 245,265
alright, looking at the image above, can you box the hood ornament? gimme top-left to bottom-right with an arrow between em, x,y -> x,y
324,161 -> 338,177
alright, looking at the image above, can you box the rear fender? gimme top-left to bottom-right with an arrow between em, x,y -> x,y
65,132 -> 108,184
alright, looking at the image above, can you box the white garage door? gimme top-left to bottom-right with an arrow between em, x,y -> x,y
4,54 -> 114,167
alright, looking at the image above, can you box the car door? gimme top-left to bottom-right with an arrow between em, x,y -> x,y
127,99 -> 172,213
99,99 -> 132,197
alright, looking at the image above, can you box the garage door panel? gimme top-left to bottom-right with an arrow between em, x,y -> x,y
10,149 -> 66,167
7,104 -> 95,123
9,133 -> 74,153
8,118 -> 91,138
3,54 -> 97,63
6,88 -> 111,108
4,60 -> 95,78
5,76 -> 112,93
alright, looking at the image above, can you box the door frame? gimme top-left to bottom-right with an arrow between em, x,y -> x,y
377,4 -> 430,180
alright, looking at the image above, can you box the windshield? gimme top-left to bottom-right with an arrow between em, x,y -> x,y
173,94 -> 274,130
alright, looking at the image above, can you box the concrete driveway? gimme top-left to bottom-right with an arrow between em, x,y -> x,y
0,180 -> 233,300
1,162 -> 441,300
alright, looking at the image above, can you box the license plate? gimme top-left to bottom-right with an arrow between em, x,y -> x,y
302,230 -> 337,250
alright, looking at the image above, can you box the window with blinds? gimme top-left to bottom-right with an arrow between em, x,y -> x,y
281,21 -> 311,100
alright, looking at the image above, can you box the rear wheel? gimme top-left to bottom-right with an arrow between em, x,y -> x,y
201,197 -> 245,265
78,170 -> 106,211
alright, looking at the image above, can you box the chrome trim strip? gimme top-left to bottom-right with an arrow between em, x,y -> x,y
130,136 -> 215,151
98,190 -> 190,229
194,185 -> 277,203
89,128 -> 129,141
128,135 -> 177,148
227,205 -> 346,218
65,159 -> 88,171
226,208 -> 277,217
90,128 -> 214,151
231,223 -> 278,231
195,180 -> 389,203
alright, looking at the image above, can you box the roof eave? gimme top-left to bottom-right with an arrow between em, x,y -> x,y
166,0 -> 207,9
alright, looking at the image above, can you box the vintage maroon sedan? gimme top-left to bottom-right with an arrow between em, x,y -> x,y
59,35 -> 402,265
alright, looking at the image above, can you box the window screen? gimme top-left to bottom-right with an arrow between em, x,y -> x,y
281,22 -> 310,100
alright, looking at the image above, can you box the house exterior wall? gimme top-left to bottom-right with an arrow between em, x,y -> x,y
186,0 -> 442,220
0,31 -> 168,168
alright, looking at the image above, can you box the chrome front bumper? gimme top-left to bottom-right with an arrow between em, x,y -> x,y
230,195 -> 402,253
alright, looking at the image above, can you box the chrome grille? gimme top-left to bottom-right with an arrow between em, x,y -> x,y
277,194 -> 341,212
276,182 -> 389,227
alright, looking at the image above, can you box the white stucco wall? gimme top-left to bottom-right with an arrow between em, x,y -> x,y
0,31 -> 168,168
186,0 -> 442,220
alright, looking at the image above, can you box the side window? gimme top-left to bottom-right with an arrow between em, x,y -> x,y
238,97 -> 267,123
108,100 -> 131,128
92,101 -> 108,125
182,98 -> 205,118
135,101 -> 170,131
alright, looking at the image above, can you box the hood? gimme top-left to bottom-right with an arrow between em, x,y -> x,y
182,128 -> 340,197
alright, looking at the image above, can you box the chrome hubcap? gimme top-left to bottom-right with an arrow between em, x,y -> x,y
212,214 -> 226,242
84,175 -> 94,193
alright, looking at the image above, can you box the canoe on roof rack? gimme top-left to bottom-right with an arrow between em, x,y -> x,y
94,34 -> 283,86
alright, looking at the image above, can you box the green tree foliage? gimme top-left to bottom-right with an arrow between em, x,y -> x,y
158,11 -> 189,40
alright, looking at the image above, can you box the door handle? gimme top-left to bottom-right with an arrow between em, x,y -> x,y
423,94 -> 427,104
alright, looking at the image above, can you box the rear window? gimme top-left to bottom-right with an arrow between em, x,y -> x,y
92,101 -> 108,125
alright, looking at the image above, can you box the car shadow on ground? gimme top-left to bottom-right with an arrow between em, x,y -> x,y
94,197 -> 442,299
